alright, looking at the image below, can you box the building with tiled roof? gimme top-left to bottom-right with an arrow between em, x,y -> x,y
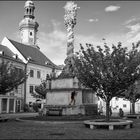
1,36 -> 62,104
7,38 -> 60,69
0,44 -> 25,113
0,0 -> 62,113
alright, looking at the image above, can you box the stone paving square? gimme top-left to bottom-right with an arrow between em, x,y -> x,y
0,118 -> 140,139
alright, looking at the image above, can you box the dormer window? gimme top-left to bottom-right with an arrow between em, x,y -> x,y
0,51 -> 4,55
27,56 -> 32,61
45,61 -> 50,65
13,54 -> 18,59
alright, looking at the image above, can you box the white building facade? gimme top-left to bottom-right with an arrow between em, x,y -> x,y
0,45 -> 25,113
0,0 -> 62,113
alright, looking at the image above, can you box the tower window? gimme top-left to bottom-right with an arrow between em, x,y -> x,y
30,32 -> 32,36
27,8 -> 28,14
30,9 -> 31,14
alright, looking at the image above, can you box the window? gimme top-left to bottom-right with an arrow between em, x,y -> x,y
30,32 -> 32,36
30,9 -> 31,14
123,104 -> 127,108
27,8 -> 28,14
29,102 -> 32,107
15,67 -> 22,74
37,71 -> 41,79
30,70 -> 34,77
15,86 -> 18,93
29,85 -> 34,93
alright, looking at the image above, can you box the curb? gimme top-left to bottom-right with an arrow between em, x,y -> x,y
15,118 -> 83,124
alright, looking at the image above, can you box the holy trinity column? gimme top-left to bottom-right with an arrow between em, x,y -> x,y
59,1 -> 79,77
64,1 -> 79,57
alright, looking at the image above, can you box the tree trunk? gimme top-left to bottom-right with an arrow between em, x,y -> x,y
106,100 -> 110,122
131,101 -> 135,114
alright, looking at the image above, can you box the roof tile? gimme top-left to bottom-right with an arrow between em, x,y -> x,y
8,39 -> 60,69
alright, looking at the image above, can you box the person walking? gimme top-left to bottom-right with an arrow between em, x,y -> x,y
69,91 -> 77,105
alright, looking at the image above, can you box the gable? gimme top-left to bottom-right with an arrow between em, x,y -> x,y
1,37 -> 61,70
1,37 -> 27,63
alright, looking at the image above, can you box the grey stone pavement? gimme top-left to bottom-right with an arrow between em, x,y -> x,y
0,112 -> 120,119
0,112 -> 38,119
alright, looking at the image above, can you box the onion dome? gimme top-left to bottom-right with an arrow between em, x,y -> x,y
19,18 -> 39,31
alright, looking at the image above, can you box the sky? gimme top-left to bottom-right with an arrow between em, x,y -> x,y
1,1 -> 140,65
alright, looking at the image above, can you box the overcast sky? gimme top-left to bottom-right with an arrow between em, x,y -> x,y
1,1 -> 140,65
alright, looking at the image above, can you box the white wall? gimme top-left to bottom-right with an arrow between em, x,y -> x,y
98,97 -> 140,115
47,90 -> 83,105
110,97 -> 140,114
51,78 -> 73,89
26,63 -> 52,103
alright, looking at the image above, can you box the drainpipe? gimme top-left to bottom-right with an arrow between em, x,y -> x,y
24,63 -> 27,106
24,59 -> 29,106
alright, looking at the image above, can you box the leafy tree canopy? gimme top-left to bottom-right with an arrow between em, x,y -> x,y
73,41 -> 140,121
123,81 -> 140,103
74,42 -> 140,102
0,60 -> 27,94
31,80 -> 48,99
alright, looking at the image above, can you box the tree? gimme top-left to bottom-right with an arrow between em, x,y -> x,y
0,60 -> 27,94
73,42 -> 140,121
123,82 -> 140,114
31,74 -> 52,100
31,80 -> 48,100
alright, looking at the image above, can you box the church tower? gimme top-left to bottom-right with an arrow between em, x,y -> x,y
19,0 -> 39,47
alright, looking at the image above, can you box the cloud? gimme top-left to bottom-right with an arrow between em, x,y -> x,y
122,17 -> 140,44
37,18 -> 140,65
38,18 -> 104,65
38,20 -> 67,65
126,24 -> 140,33
125,23 -> 140,43
40,23 -> 46,28
124,17 -> 137,25
88,18 -> 98,23
105,5 -> 120,12
13,31 -> 20,40
51,19 -> 61,30
123,17 -> 140,43
104,33 -> 129,46
38,31 -> 67,65
74,33 -> 134,53
74,34 -> 103,52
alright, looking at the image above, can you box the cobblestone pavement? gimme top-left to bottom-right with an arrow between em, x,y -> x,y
0,118 -> 140,139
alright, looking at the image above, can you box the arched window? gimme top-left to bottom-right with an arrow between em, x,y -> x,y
27,8 -> 28,14
30,9 -> 32,14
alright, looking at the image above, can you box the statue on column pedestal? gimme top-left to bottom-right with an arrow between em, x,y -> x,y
59,1 -> 80,78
